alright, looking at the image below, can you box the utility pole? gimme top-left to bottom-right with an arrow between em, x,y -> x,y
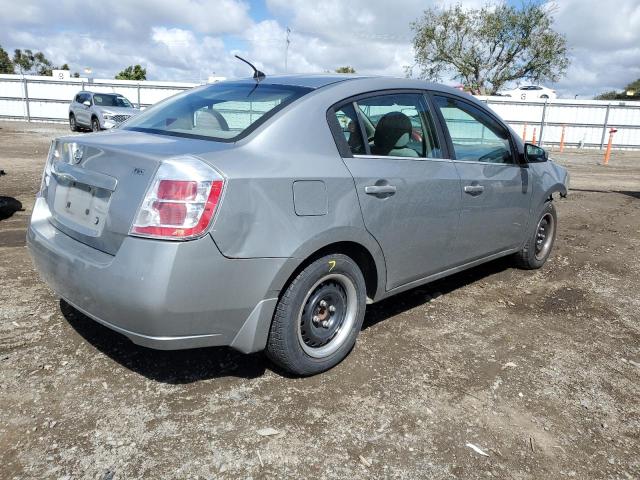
284,27 -> 291,73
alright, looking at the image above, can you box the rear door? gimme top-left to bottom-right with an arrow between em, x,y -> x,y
331,91 -> 462,290
432,94 -> 531,263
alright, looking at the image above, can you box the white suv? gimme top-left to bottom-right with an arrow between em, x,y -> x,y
69,91 -> 140,132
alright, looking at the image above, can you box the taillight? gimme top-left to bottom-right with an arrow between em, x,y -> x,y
39,140 -> 59,195
130,156 -> 224,240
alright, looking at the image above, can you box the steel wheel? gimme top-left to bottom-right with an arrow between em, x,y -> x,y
297,273 -> 358,358
534,212 -> 555,260
266,253 -> 367,376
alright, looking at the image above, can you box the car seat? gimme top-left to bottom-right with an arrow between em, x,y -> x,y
371,112 -> 418,157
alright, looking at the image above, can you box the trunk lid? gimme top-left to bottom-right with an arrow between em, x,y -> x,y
45,130 -> 233,255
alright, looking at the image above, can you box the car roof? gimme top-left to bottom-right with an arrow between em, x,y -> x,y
229,74 -> 467,95
227,74 -> 370,89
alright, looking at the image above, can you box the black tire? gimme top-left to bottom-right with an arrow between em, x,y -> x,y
515,201 -> 557,269
91,116 -> 100,132
69,113 -> 78,132
266,254 -> 367,376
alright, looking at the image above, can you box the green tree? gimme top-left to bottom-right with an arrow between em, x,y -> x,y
335,66 -> 356,74
0,45 -> 14,74
115,64 -> 147,80
409,2 -> 569,94
60,63 -> 70,70
12,48 -> 54,75
595,78 -> 640,101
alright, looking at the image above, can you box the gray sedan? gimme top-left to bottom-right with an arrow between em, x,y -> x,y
28,75 -> 568,376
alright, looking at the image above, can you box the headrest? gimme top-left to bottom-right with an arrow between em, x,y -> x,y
373,112 -> 413,152
195,109 -> 229,131
394,132 -> 410,148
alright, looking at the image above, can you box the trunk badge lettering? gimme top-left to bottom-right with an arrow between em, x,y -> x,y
133,168 -> 145,175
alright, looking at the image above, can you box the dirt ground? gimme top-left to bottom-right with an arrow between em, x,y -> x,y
0,120 -> 638,480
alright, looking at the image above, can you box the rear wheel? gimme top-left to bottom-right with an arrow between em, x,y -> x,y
69,113 -> 78,132
91,117 -> 100,132
540,94 -> 549,99
515,201 -> 557,269
266,254 -> 367,376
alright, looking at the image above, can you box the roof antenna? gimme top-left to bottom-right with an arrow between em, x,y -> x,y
234,55 -> 266,81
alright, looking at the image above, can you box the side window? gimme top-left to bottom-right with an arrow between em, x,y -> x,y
333,103 -> 365,154
75,94 -> 82,103
354,93 -> 440,158
434,95 -> 513,164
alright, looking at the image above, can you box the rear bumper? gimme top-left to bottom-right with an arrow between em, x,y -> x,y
27,197 -> 284,353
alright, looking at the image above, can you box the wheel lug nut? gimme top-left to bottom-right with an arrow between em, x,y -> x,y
312,315 -> 319,323
322,320 -> 329,328
329,305 -> 336,313
319,300 -> 327,308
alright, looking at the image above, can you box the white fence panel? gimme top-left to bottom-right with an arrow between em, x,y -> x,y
479,96 -> 640,149
0,74 -> 195,123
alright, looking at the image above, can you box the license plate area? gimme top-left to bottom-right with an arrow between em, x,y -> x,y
52,178 -> 111,237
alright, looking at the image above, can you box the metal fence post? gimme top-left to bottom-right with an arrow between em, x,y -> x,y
23,77 -> 31,122
539,100 -> 548,146
137,83 -> 141,109
600,104 -> 611,150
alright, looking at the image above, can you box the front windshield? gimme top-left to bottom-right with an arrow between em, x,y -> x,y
93,94 -> 133,108
123,82 -> 311,141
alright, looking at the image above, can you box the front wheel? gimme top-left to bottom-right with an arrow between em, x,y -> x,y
69,114 -> 78,132
91,117 -> 100,132
514,201 -> 557,269
266,254 -> 367,376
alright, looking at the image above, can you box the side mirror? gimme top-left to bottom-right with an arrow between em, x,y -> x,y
83,100 -> 91,107
524,143 -> 548,163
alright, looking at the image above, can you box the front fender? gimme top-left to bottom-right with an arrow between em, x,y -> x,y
531,159 -> 569,210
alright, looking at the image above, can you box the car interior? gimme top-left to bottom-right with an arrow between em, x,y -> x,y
336,94 -> 441,158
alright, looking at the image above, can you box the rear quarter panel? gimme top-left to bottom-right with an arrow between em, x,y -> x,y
207,89 -> 376,260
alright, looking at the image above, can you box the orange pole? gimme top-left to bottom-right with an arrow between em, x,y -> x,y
522,123 -> 527,142
532,128 -> 537,145
559,125 -> 566,152
603,129 -> 617,165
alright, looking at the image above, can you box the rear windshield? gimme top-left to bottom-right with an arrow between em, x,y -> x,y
93,94 -> 133,108
123,82 -> 312,141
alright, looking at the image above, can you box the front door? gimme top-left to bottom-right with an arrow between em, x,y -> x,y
77,93 -> 91,126
333,92 -> 462,290
432,94 -> 532,262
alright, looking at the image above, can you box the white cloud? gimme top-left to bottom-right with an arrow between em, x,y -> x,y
552,0 -> 640,97
0,0 -> 638,98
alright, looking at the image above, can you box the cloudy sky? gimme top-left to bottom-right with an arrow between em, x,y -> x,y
1,0 -> 639,98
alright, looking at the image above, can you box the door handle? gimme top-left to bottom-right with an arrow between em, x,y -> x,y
364,185 -> 397,195
464,185 -> 485,195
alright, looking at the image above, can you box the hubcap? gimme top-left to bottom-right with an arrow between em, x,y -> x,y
297,273 -> 358,358
534,212 -> 555,260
